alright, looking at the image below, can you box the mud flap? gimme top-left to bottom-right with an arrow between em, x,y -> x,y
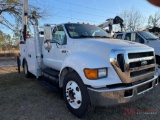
17,56 -> 20,73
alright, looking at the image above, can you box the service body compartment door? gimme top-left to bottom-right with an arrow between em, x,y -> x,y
26,38 -> 39,76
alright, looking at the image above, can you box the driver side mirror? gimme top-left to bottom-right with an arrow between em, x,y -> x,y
44,41 -> 52,51
44,25 -> 52,42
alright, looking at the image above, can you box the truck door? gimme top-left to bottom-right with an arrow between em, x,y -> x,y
124,33 -> 131,41
115,33 -> 123,39
135,33 -> 145,44
43,25 -> 67,71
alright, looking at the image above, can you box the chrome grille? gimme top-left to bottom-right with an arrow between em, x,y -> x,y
130,67 -> 155,78
128,51 -> 154,59
129,59 -> 155,68
110,49 -> 156,83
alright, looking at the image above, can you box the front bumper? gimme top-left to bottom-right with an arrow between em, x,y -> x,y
87,76 -> 159,107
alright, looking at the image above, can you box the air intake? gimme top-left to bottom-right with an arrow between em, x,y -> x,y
117,54 -> 125,72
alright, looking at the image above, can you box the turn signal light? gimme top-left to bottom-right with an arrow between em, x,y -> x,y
84,69 -> 98,79
84,68 -> 107,80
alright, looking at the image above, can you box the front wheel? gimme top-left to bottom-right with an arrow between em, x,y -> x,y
63,71 -> 90,118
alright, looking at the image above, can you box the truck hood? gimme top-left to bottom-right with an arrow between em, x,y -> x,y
76,38 -> 150,49
71,38 -> 153,59
148,40 -> 160,55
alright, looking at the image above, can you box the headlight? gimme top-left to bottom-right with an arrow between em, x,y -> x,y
84,68 -> 107,80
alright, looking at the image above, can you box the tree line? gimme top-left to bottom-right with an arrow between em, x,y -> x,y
0,0 -> 159,50
119,9 -> 160,32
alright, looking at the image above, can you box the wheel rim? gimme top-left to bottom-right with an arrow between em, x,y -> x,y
24,63 -> 27,75
66,80 -> 82,109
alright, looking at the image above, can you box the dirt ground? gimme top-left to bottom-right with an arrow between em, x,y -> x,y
0,59 -> 160,120
0,50 -> 19,58
0,58 -> 17,68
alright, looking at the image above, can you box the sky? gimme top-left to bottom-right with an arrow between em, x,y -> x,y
1,0 -> 160,36
36,0 -> 160,24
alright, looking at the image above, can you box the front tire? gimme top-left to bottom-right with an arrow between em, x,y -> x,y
63,71 -> 90,118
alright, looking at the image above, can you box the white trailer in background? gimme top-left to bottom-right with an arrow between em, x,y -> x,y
18,0 -> 159,118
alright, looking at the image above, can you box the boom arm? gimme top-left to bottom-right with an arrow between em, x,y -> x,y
21,0 -> 28,42
98,16 -> 124,33
98,19 -> 113,29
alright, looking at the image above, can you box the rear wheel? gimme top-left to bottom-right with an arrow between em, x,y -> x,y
23,60 -> 31,78
63,71 -> 90,118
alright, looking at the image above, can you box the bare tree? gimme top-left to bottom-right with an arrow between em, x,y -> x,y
0,30 -> 11,50
148,10 -> 160,28
120,9 -> 144,31
0,0 -> 50,31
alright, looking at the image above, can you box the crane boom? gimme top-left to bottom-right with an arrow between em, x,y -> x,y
21,0 -> 28,42
98,16 -> 124,33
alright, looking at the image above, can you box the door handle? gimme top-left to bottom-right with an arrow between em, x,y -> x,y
28,54 -> 31,58
61,50 -> 67,53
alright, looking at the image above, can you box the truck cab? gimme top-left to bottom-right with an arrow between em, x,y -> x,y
19,23 -> 159,118
114,31 -> 160,76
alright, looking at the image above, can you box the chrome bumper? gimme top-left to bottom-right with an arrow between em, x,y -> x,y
87,76 -> 159,107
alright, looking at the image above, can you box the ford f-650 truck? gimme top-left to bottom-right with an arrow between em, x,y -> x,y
18,0 -> 159,118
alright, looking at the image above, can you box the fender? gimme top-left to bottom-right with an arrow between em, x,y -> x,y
60,51 -> 121,88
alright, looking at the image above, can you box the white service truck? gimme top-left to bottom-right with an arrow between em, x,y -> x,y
114,31 -> 160,77
18,0 -> 159,118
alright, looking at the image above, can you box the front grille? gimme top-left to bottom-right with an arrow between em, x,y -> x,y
128,51 -> 154,59
156,55 -> 160,66
110,49 -> 156,83
129,59 -> 155,68
130,67 -> 155,78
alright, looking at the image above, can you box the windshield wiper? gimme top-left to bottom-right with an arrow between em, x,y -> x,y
73,35 -> 111,39
100,36 -> 110,38
77,35 -> 94,38
94,36 -> 110,38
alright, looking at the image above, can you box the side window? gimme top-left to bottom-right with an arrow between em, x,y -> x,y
52,25 -> 66,44
116,34 -> 123,39
124,33 -> 131,41
135,33 -> 144,44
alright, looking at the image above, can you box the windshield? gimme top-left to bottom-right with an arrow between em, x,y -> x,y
64,23 -> 110,38
138,31 -> 159,40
